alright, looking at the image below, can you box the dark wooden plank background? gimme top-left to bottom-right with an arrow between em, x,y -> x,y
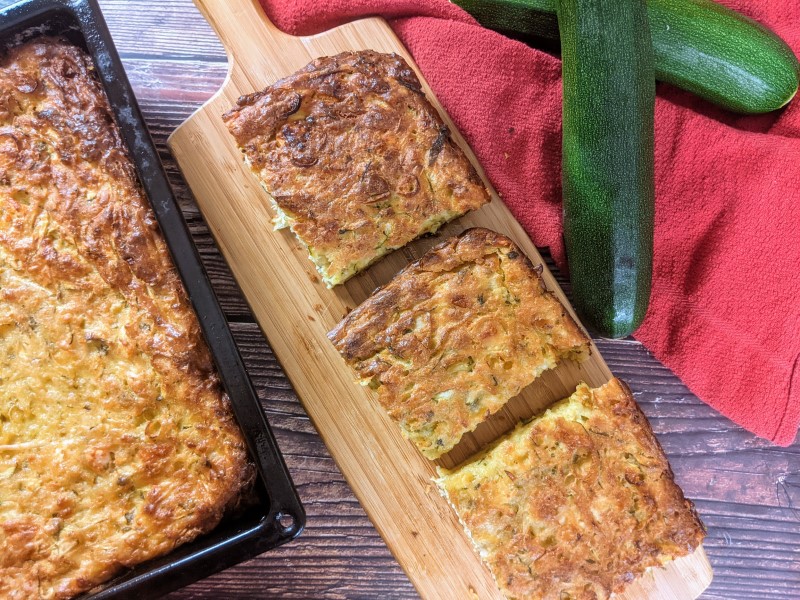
21,0 -> 800,596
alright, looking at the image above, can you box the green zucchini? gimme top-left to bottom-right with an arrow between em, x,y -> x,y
649,0 -> 798,113
558,0 -> 655,337
454,0 -> 800,114
454,0 -> 559,41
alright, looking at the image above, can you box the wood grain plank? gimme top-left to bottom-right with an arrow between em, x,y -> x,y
100,0 -> 229,60
3,0 -> 797,596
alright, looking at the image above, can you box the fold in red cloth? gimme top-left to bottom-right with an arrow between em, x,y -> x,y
259,0 -> 800,445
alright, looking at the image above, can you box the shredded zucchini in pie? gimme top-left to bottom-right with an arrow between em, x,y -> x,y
328,228 -> 590,459
0,39 -> 253,599
436,378 -> 706,600
222,50 -> 490,287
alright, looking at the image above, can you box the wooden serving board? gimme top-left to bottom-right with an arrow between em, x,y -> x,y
167,0 -> 713,597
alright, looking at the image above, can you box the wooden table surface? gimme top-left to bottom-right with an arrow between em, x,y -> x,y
34,0 -> 800,597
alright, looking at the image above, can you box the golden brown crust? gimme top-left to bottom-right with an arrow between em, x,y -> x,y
222,50 -> 490,286
0,38 -> 253,599
436,378 -> 706,600
328,228 -> 590,459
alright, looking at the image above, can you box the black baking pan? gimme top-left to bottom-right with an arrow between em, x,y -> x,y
0,0 -> 305,597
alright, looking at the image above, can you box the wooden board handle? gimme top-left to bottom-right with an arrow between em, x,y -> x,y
193,0 -> 294,78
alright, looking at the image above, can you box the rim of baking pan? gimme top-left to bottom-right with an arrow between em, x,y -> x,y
0,0 -> 306,596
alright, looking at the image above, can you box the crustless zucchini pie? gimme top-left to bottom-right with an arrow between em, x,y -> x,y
328,228 -> 590,459
0,39 -> 253,599
223,50 -> 490,287
436,378 -> 706,600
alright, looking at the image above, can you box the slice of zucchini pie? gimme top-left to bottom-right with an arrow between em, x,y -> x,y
223,50 -> 490,287
328,228 -> 590,459
436,378 -> 706,600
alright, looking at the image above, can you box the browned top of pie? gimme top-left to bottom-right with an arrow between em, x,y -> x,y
329,228 -> 589,458
436,378 -> 706,599
223,50 -> 489,286
0,38 -> 252,599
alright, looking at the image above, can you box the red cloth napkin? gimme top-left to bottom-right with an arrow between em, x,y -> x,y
259,0 -> 800,445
